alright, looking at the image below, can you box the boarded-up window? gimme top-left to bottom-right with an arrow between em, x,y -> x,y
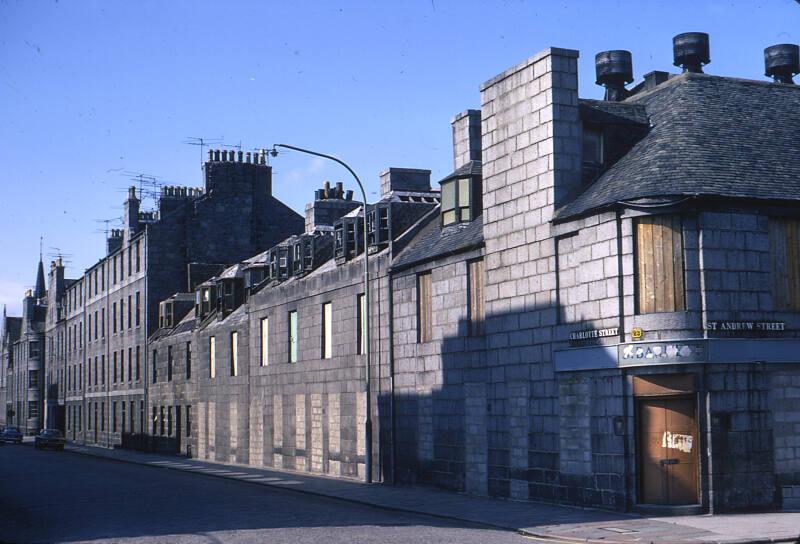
417,272 -> 433,342
769,217 -> 800,310
635,215 -> 685,314
468,259 -> 485,335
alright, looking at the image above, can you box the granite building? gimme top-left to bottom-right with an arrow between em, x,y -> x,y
3,34 -> 800,515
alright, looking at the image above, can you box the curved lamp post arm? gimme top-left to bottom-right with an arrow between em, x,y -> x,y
271,143 -> 373,484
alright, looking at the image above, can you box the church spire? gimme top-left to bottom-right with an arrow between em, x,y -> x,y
34,239 -> 46,302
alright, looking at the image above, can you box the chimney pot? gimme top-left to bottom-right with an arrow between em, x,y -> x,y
207,149 -> 213,161
765,44 -> 799,84
346,189 -> 354,201
595,50 -> 633,101
673,32 -> 710,73
335,181 -> 344,198
238,150 -> 243,162
246,151 -> 252,163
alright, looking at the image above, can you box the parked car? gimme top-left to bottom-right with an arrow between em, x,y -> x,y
0,427 -> 23,444
34,429 -> 65,450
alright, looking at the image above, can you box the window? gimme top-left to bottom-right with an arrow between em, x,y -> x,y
29,341 -> 40,358
635,215 -> 685,314
119,252 -> 124,281
94,310 -> 98,339
288,311 -> 298,363
583,125 -> 604,165
209,336 -> 216,378
127,246 -> 132,277
135,292 -> 141,327
128,294 -> 132,329
135,241 -> 141,272
88,314 -> 92,342
230,332 -> 239,376
167,346 -> 173,382
160,406 -> 165,435
167,406 -> 173,436
113,256 -> 118,284
130,400 -> 135,433
136,346 -> 141,381
321,302 -> 332,359
128,347 -> 132,382
120,350 -> 125,382
441,177 -> 475,226
113,401 -> 118,432
101,355 -> 106,384
152,350 -> 157,383
94,356 -> 98,386
101,308 -> 106,338
260,317 -> 269,366
113,351 -> 118,383
356,294 -> 366,355
101,402 -> 105,431
186,405 -> 192,437
186,341 -> 192,379
29,401 -> 38,419
112,303 -> 117,334
28,369 -> 39,388
769,217 -> 800,310
121,402 -> 126,433
417,271 -> 433,342
468,260 -> 485,336
152,407 -> 157,435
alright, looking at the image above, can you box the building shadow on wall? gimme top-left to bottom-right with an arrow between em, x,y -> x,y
382,310 -> 629,521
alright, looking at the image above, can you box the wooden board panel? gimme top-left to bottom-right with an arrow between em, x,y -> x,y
672,215 -> 685,311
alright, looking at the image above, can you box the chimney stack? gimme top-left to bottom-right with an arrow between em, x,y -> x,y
764,44 -> 799,84
595,50 -> 633,101
451,110 -> 482,171
673,32 -> 710,73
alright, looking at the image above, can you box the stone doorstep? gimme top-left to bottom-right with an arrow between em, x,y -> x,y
62,443 -> 800,544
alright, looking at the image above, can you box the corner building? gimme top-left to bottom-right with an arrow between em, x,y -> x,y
5,37 -> 800,516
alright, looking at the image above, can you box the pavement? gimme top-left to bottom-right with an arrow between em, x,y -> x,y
51,441 -> 800,544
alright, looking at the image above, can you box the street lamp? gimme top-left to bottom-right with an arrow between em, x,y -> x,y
270,144 -> 373,484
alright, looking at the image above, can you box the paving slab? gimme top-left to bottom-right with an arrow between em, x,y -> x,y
63,444 -> 800,544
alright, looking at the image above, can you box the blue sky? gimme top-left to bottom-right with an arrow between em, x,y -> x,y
1,0 -> 798,315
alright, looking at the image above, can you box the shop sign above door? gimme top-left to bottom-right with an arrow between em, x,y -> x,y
619,341 -> 707,366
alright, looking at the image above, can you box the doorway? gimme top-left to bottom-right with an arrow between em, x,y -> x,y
634,375 -> 699,505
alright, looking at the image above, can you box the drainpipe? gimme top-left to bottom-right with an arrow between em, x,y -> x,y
387,266 -> 396,484
616,206 -> 632,510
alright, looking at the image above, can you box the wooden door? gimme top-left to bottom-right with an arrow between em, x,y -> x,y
638,396 -> 699,504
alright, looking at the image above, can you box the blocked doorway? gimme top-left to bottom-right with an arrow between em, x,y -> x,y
634,374 -> 699,505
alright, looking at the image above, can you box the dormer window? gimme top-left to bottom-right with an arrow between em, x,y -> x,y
441,177 -> 478,226
367,205 -> 390,246
582,125 -> 604,165
159,301 -> 174,329
198,285 -> 216,318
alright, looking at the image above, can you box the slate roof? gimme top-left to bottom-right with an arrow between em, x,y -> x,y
438,160 -> 482,183
555,72 -> 800,220
392,211 -> 484,270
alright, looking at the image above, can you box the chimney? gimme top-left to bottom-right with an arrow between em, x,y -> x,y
123,185 -> 140,243
304,183 -> 360,233
643,70 -> 670,90
451,109 -> 482,171
764,44 -> 799,84
673,32 -> 710,73
595,50 -> 633,101
203,147 -> 272,196
379,168 -> 432,198
107,229 -> 123,255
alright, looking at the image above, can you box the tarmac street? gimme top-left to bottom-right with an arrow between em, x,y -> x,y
0,444 -> 529,544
